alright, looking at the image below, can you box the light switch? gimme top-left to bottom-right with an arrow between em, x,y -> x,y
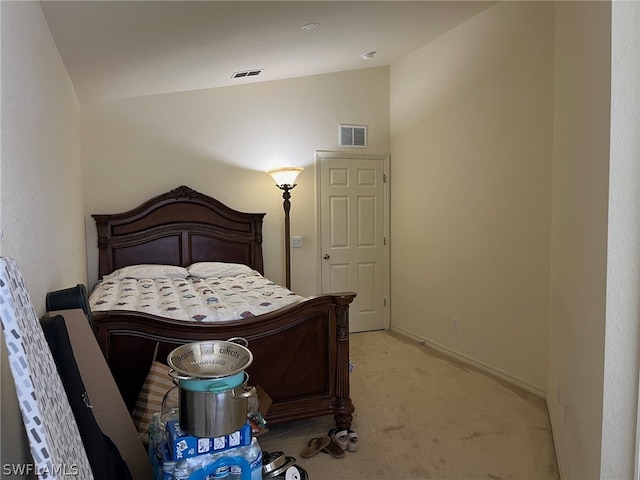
291,236 -> 302,248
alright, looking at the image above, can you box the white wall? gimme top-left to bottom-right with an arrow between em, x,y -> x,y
0,0 -> 85,472
389,2 -> 554,394
547,2 -> 612,478
600,3 -> 640,477
81,68 -> 390,296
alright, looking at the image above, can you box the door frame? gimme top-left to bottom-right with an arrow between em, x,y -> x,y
315,150 -> 391,330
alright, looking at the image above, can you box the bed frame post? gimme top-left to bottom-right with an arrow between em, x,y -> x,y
333,292 -> 356,430
93,216 -> 110,279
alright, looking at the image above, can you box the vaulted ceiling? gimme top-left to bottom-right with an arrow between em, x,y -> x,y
41,1 -> 496,104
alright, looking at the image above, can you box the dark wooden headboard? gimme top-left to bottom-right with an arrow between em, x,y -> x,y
92,185 -> 266,278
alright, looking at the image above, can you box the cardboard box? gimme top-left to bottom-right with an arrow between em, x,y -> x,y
47,309 -> 153,480
166,420 -> 252,460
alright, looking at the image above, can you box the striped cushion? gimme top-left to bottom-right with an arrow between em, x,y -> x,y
131,361 -> 174,443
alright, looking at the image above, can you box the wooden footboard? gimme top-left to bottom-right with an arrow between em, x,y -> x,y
93,292 -> 356,430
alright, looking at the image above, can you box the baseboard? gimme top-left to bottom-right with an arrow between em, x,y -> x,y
389,326 -> 547,398
546,396 -> 566,480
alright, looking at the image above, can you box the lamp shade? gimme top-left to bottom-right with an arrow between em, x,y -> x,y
266,167 -> 303,187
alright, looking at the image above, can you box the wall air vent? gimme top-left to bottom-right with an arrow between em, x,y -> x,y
232,69 -> 264,79
339,124 -> 367,148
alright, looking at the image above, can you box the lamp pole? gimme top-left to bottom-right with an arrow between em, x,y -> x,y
266,166 -> 303,291
276,183 -> 295,290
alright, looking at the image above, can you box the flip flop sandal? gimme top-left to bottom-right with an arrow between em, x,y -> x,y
328,428 -> 349,451
347,430 -> 358,452
321,439 -> 346,459
299,436 -> 331,458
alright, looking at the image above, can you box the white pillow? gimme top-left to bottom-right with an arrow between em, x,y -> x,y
102,264 -> 189,281
187,262 -> 254,278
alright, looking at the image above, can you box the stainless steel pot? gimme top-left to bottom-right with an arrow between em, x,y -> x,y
178,383 -> 256,437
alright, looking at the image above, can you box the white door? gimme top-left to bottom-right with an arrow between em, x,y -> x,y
317,152 -> 389,332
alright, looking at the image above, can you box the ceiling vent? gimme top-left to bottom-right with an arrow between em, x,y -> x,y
232,69 -> 263,79
339,124 -> 367,148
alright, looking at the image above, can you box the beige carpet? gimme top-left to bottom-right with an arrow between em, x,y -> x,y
258,330 -> 559,480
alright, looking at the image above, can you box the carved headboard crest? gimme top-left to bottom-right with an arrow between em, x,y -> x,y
169,185 -> 198,200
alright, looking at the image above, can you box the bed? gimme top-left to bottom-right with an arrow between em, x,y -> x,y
90,185 -> 355,432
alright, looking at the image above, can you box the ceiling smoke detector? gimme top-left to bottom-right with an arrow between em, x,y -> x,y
361,51 -> 376,60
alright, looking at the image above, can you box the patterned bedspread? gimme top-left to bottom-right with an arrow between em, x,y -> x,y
89,272 -> 303,322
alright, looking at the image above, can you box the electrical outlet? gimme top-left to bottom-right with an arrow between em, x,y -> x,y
291,236 -> 302,248
453,317 -> 459,331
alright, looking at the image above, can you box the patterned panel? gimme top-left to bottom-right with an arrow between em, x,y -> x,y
0,257 -> 94,479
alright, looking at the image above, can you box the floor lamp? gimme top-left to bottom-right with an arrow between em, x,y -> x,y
266,167 -> 303,290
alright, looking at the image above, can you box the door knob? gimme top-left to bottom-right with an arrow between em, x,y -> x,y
323,254 -> 330,260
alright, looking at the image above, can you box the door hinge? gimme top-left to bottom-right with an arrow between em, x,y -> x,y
384,237 -> 386,245
383,173 -> 387,183
384,298 -> 387,307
